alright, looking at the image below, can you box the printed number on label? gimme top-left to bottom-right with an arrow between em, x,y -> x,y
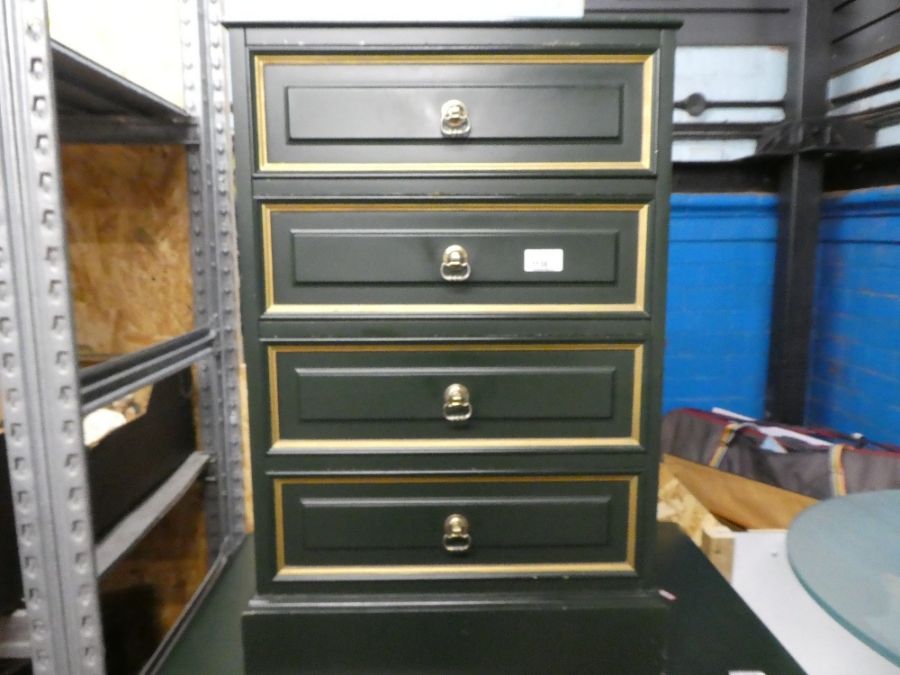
523,249 -> 564,273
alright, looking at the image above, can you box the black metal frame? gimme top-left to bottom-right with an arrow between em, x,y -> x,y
763,2 -> 832,423
80,328 -> 214,413
824,145 -> 900,191
52,41 -> 198,144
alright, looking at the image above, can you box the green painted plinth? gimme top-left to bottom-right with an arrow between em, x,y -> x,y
243,591 -> 667,675
157,526 -> 805,675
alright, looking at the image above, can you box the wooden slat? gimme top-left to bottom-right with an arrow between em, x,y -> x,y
657,462 -> 725,547
832,8 -> 900,72
587,0 -> 790,10
663,454 -> 817,530
586,0 -> 794,45
832,0 -> 900,40
701,525 -> 736,581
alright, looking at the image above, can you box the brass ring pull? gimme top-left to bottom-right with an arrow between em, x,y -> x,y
442,383 -> 472,423
440,244 -> 470,282
440,99 -> 471,138
443,513 -> 471,554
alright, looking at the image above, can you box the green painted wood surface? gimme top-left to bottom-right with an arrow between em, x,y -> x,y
265,205 -> 642,310
156,537 -> 253,675
259,58 -> 648,170
278,477 -> 630,570
242,592 -> 667,674
228,20 -> 674,606
268,344 -> 638,444
154,527 -> 805,675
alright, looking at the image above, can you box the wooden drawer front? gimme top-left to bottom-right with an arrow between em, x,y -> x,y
274,475 -> 637,580
262,203 -> 648,317
268,343 -> 642,452
254,54 -> 654,173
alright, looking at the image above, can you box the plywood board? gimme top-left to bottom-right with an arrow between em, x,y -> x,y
62,145 -> 193,359
657,461 -> 725,546
664,454 -> 817,530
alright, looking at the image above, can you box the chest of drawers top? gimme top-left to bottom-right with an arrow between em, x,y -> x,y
237,20 -> 677,178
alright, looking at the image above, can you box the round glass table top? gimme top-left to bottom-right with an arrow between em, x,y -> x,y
787,490 -> 900,665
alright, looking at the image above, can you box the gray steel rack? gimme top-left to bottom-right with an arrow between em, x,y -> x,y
52,40 -> 198,145
0,0 -> 244,672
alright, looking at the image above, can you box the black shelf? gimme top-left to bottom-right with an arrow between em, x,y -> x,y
95,451 -> 209,576
0,612 -> 28,661
80,328 -> 214,414
52,40 -> 198,144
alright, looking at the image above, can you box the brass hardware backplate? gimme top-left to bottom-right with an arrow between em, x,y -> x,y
443,513 -> 472,553
440,99 -> 471,138
442,383 -> 473,422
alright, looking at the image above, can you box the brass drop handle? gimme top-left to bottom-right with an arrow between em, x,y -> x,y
443,513 -> 472,554
440,244 -> 470,282
440,99 -> 471,138
442,383 -> 473,423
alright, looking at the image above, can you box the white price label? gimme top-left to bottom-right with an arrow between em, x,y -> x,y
523,249 -> 564,272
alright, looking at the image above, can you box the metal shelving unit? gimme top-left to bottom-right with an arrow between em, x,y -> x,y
52,40 -> 197,145
0,0 -> 244,672
94,451 -> 211,576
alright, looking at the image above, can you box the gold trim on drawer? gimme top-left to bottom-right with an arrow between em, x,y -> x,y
273,474 -> 639,579
254,53 -> 656,172
261,202 -> 649,316
267,342 -> 644,452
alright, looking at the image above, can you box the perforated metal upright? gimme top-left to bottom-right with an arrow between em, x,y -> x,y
0,0 -> 245,672
0,2 -> 104,671
180,0 -> 246,561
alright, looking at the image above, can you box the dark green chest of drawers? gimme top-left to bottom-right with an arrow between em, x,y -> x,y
229,19 -> 678,673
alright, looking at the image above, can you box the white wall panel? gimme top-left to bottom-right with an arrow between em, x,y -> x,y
875,122 -> 900,149
47,0 -> 184,106
223,0 -> 584,21
674,46 -> 788,103
672,139 -> 758,162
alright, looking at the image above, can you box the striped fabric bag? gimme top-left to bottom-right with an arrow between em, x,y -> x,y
662,408 -> 900,500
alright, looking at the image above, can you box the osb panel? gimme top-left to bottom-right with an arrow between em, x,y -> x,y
663,454 -> 817,530
100,480 -> 208,637
657,462 -> 725,546
62,145 -> 193,359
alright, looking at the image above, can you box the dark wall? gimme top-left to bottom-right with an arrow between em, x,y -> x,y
585,0 -> 794,45
587,1 -> 900,76
831,0 -> 900,73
